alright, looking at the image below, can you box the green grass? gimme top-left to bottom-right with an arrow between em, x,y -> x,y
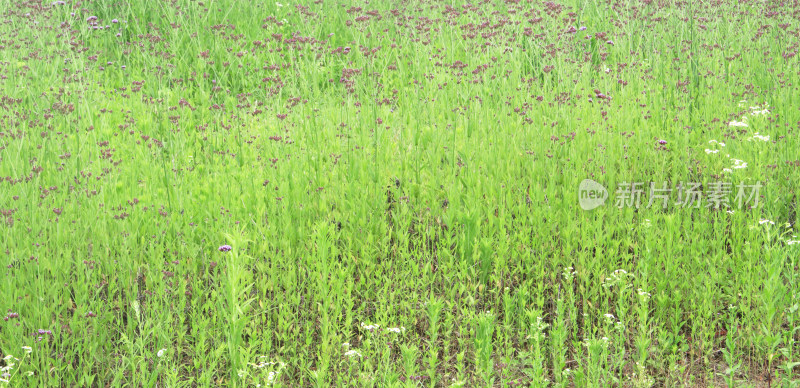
0,0 -> 799,386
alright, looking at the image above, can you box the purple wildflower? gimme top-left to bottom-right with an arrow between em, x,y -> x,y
579,26 -> 587,31
658,139 -> 667,145
218,245 -> 232,252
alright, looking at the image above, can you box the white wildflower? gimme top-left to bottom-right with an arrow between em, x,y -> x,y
747,132 -> 770,142
531,316 -> 549,337
386,327 -> 406,334
360,322 -> 380,331
729,119 -> 748,127
731,159 -> 748,169
157,348 -> 167,358
759,219 -> 775,225
750,105 -> 770,115
344,349 -> 362,358
21,346 -> 32,354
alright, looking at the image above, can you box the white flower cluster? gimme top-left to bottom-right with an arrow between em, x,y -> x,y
728,118 -> 748,127
749,104 -> 770,116
0,355 -> 16,384
246,357 -> 286,386
344,349 -> 363,358
730,158 -> 748,170
1,349 -> 35,384
705,139 -> 725,155
562,266 -> 576,281
360,322 -> 380,331
746,132 -> 770,142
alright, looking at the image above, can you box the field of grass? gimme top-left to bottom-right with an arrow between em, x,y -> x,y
1,0 -> 799,386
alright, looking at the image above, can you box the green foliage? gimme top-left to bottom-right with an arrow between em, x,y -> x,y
0,0 -> 799,386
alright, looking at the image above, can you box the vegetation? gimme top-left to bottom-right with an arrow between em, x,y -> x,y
1,0 -> 799,386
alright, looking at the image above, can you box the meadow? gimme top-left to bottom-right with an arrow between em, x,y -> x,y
1,0 -> 799,386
